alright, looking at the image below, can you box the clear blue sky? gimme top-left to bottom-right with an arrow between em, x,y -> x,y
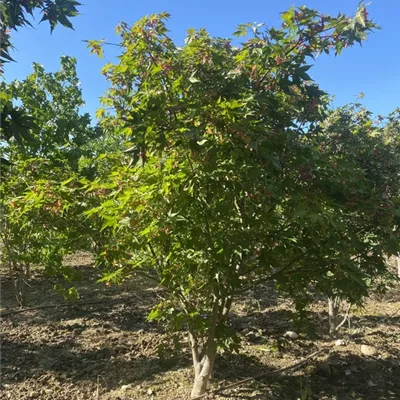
4,0 -> 400,119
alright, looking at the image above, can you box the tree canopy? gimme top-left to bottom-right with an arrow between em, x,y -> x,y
83,3 -> 400,397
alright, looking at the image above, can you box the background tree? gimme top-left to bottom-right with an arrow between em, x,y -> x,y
287,102 -> 400,335
0,56 -> 103,304
0,0 -> 81,160
84,3 -> 398,398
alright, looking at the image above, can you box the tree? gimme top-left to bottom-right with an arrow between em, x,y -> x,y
0,57 -> 102,304
0,0 -> 81,159
86,4 -> 399,398
295,103 -> 400,335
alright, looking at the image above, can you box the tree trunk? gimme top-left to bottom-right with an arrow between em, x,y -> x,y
189,295 -> 232,399
3,234 -> 29,306
14,262 -> 29,306
328,296 -> 340,337
397,256 -> 400,278
191,348 -> 217,399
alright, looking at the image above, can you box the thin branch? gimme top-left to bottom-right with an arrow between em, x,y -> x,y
148,242 -> 163,272
221,296 -> 233,323
231,250 -> 308,295
191,348 -> 327,399
335,302 -> 352,332
134,269 -> 160,283
202,298 -> 220,363
188,330 -> 201,368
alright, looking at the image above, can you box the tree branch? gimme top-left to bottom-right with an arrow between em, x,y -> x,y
231,250 -> 308,295
335,302 -> 352,332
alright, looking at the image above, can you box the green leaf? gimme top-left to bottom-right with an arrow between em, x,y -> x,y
189,75 -> 200,84
124,145 -> 139,153
57,14 -> 74,30
1,49 -> 15,63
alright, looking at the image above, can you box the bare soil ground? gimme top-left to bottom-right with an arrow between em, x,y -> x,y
1,252 -> 399,400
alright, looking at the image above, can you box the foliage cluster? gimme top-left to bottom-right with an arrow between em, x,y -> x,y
0,0 -> 81,157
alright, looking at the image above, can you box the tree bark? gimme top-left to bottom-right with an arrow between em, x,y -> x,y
189,296 -> 231,399
15,262 -> 29,306
191,348 -> 217,399
328,296 -> 340,337
396,255 -> 400,278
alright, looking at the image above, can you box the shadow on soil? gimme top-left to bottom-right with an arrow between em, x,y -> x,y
1,334 -> 190,389
215,352 -> 400,400
1,263 -> 400,399
0,264 -> 163,333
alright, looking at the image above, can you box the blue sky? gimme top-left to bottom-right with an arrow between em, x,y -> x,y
4,0 -> 400,119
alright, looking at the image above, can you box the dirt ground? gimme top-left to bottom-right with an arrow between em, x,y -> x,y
1,252 -> 399,400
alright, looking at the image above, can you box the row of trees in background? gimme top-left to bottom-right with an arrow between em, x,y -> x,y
0,56 -> 106,303
1,2 -> 400,398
